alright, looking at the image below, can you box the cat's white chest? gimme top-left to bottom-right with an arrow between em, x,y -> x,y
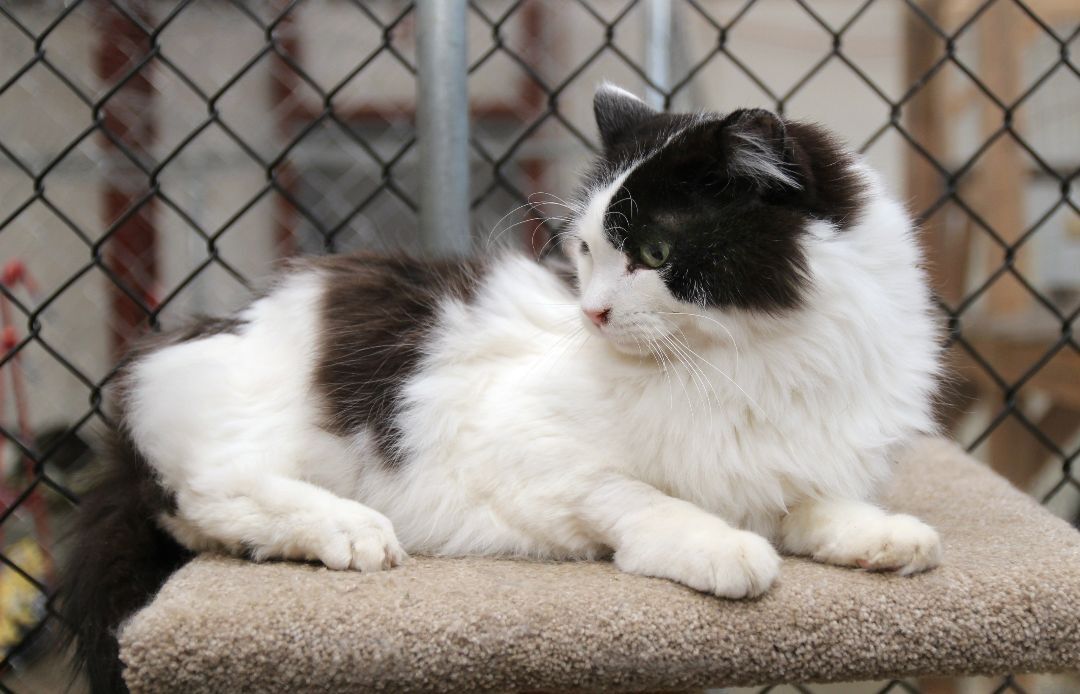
605,368 -> 791,535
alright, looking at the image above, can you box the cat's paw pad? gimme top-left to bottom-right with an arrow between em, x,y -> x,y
826,514 -> 941,575
616,522 -> 781,599
312,504 -> 408,572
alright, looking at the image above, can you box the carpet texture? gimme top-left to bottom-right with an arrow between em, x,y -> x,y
119,438 -> 1080,692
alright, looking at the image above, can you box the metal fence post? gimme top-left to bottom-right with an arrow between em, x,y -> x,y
644,0 -> 672,110
416,0 -> 471,256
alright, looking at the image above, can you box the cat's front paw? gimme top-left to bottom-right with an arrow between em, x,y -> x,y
308,503 -> 408,572
818,513 -> 941,575
615,521 -> 780,599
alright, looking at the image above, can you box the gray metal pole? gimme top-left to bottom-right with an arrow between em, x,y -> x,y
416,0 -> 471,256
644,0 -> 672,110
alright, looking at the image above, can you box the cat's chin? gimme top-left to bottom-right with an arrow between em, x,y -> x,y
597,332 -> 655,358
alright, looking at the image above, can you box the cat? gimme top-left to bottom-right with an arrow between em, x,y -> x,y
63,83 -> 942,693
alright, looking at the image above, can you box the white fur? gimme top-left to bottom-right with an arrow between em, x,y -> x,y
126,152 -> 942,597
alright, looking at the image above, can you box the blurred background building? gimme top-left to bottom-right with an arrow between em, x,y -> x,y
0,1 -> 1077,692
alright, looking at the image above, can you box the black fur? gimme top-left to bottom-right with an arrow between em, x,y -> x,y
311,253 -> 481,462
593,84 -> 664,151
587,88 -> 866,313
58,429 -> 190,694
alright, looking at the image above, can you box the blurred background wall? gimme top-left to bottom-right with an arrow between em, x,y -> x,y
0,1 -> 1077,692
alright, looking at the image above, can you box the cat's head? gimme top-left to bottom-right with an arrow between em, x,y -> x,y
570,83 -> 867,353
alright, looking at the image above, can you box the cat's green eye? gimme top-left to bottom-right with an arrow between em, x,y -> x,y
639,240 -> 671,268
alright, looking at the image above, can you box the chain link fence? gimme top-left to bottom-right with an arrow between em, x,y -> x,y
1,1 -> 1077,692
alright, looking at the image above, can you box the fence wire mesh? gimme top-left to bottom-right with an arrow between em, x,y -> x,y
0,0 -> 1077,692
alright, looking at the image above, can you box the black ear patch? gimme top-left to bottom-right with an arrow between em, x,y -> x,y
593,84 -> 657,151
782,120 -> 868,229
715,110 -> 867,228
720,108 -> 801,191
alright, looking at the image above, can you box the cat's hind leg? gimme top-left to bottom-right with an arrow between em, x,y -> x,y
165,468 -> 407,571
780,499 -> 941,575
121,275 -> 406,571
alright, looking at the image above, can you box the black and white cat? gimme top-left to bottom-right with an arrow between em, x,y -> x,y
65,84 -> 942,692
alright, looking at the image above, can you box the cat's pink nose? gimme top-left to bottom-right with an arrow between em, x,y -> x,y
584,307 -> 611,327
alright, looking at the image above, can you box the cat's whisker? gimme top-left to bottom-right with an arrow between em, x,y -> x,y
665,331 -> 765,422
660,331 -> 720,412
655,310 -> 742,376
534,229 -> 580,258
484,199 -> 576,249
528,325 -> 588,380
618,185 -> 639,219
666,331 -> 811,476
604,207 -> 630,228
641,334 -> 676,413
668,323 -> 726,409
653,330 -> 703,421
653,319 -> 726,411
530,225 -> 577,258
488,213 -> 575,250
528,190 -> 582,213
483,199 -> 568,247
626,319 -> 676,414
606,192 -> 634,214
524,316 -> 589,373
629,334 -> 669,409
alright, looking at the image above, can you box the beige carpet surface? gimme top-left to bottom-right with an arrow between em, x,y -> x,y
119,438 -> 1080,692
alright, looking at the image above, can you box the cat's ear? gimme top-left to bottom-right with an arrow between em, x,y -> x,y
594,83 -> 656,151
719,108 -> 802,191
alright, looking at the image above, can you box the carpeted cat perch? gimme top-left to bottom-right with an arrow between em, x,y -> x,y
119,438 -> 1080,692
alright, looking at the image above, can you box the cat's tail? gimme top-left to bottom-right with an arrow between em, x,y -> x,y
58,429 -> 191,694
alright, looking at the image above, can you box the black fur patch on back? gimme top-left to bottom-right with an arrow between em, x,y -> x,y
310,253 -> 481,462
587,91 -> 867,314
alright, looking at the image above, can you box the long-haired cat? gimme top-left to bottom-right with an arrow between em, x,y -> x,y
63,84 -> 942,693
